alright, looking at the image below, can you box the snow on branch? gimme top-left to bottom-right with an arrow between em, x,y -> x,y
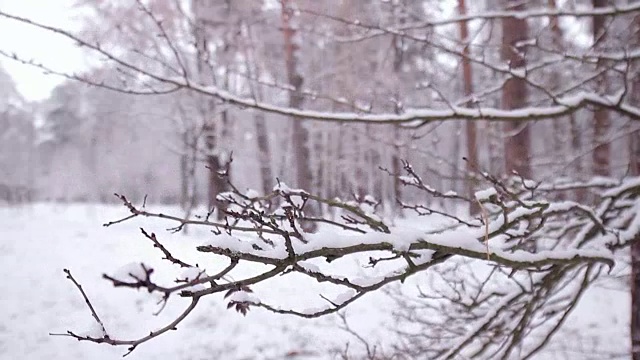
300,1 -> 640,30
385,175 -> 640,359
50,161 -> 639,356
1,10 -> 639,126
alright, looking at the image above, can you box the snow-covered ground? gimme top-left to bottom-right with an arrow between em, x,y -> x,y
0,204 -> 631,359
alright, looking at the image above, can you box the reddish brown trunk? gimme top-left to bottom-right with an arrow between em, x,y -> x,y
458,0 -> 479,214
502,1 -> 531,179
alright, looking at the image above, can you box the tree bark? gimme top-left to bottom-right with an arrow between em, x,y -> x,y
632,128 -> 640,360
282,0 -> 317,226
243,17 -> 274,198
547,0 -> 567,201
570,115 -> 586,202
203,121 -> 227,217
458,0 -> 479,214
176,103 -> 197,213
630,5 -> 640,359
391,124 -> 402,214
592,0 -> 611,177
549,0 -> 587,201
192,0 -> 229,219
254,113 -> 273,196
391,29 -> 404,214
501,0 -> 531,179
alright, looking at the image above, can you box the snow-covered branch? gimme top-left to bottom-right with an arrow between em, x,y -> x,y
52,161 -> 639,355
300,2 -> 640,31
1,10 -> 639,126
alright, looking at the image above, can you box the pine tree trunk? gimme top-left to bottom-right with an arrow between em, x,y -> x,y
501,0 -> 531,179
592,0 -> 611,177
458,0 -> 479,214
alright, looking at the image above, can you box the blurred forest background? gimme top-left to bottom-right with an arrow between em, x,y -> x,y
0,1 -> 639,358
0,0 -> 637,214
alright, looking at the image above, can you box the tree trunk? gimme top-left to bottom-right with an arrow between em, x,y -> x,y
254,113 -> 273,195
391,125 -> 402,214
390,5 -> 407,214
177,103 -> 197,213
180,128 -> 189,210
501,0 -> 531,179
547,0 -> 585,201
353,131 -> 367,199
192,0 -> 229,219
488,120 -> 503,175
548,0 -> 566,201
336,124 -> 347,199
632,128 -> 640,360
367,128 -> 382,200
243,19 -> 274,198
204,120 -> 227,218
282,0 -> 317,226
570,115 -> 586,202
592,0 -> 611,177
458,0 -> 479,214
630,6 -> 640,358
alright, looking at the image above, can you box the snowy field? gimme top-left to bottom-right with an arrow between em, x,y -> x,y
0,204 -> 631,359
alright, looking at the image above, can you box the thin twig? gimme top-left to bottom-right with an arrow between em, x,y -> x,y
61,269 -> 107,337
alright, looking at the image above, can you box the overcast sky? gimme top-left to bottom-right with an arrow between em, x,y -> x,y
0,0 -> 86,102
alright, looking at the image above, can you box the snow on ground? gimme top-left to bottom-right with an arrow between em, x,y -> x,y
0,204 -> 631,359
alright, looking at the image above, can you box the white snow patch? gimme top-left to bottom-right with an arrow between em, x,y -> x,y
77,321 -> 106,338
298,261 -> 321,273
289,195 -> 305,208
398,175 -> 419,186
475,187 -> 497,201
333,289 -> 357,305
179,267 -> 207,291
245,189 -> 260,199
351,276 -> 384,287
227,291 -> 260,304
112,262 -> 150,281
